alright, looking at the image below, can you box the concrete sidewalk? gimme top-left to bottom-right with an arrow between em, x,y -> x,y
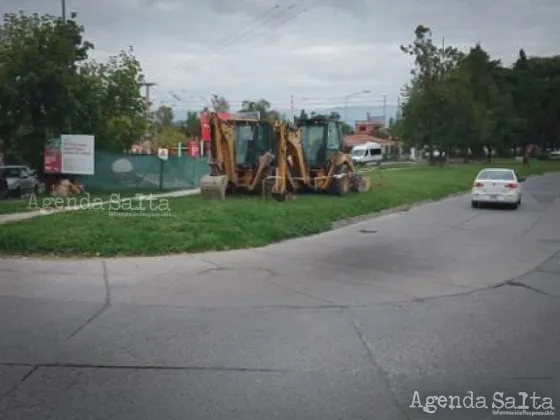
0,188 -> 201,225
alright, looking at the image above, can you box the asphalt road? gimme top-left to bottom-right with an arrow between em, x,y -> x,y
1,172 -> 559,419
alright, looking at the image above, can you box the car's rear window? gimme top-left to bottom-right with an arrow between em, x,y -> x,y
477,170 -> 515,180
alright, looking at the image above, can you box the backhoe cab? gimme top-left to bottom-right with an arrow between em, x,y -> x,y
199,112 -> 275,199
265,117 -> 371,200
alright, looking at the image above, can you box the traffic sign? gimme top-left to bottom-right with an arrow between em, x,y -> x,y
157,148 -> 169,160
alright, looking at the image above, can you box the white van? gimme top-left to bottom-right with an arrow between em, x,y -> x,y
351,142 -> 383,165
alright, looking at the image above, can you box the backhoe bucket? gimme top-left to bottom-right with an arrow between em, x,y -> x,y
200,174 -> 228,200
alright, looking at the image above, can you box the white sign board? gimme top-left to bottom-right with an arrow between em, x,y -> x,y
157,148 -> 169,160
61,134 -> 95,175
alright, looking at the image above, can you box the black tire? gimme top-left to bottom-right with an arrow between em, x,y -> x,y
34,184 -> 39,195
14,187 -> 22,199
471,201 -> 478,208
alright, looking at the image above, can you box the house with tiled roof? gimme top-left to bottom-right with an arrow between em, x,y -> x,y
343,120 -> 399,156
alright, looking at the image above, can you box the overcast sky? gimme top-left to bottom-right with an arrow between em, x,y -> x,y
2,0 -> 559,114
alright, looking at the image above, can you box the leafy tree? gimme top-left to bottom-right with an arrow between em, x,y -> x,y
0,11 -> 150,169
80,47 -> 149,153
398,25 -> 465,161
184,111 -> 201,136
296,109 -> 353,133
239,99 -> 281,122
395,24 -> 560,163
155,105 -> 174,128
211,94 -> 230,112
0,12 -> 93,168
152,126 -> 185,150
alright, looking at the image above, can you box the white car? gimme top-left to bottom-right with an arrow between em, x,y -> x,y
471,168 -> 524,209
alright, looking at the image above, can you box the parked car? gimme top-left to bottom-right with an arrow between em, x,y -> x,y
0,165 -> 40,198
0,175 -> 7,199
548,150 -> 560,160
471,168 -> 524,210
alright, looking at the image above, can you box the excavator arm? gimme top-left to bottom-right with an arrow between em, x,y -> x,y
200,113 -> 235,199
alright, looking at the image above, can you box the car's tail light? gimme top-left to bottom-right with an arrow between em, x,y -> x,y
474,182 -> 484,188
505,183 -> 518,189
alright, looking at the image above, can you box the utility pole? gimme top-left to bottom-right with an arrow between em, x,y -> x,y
140,81 -> 157,114
139,79 -> 157,144
290,95 -> 294,122
344,89 -> 370,123
382,94 -> 387,127
441,36 -> 445,77
61,0 -> 66,22
396,95 -> 401,121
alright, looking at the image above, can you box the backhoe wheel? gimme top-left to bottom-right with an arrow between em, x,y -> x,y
350,174 -> 371,193
331,164 -> 350,196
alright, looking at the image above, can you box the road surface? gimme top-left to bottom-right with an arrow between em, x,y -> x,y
1,173 -> 559,419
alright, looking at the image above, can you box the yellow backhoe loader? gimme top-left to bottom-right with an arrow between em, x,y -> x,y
265,117 -> 371,200
199,112 -> 276,199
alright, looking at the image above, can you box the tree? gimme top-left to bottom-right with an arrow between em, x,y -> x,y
184,110 -> 201,136
152,126 -> 185,150
296,109 -> 353,133
0,12 -> 93,168
239,99 -> 281,122
82,47 -> 149,153
396,24 -> 560,163
155,105 -> 174,128
211,94 -> 230,112
0,11 -> 150,168
398,25 -> 466,162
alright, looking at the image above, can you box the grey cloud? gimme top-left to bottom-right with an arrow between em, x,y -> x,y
1,0 -> 559,111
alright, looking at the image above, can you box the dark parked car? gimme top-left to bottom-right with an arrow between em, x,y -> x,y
0,165 -> 40,198
0,175 -> 8,199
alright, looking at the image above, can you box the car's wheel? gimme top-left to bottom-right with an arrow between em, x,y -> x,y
471,201 -> 478,209
14,187 -> 22,199
34,184 -> 39,195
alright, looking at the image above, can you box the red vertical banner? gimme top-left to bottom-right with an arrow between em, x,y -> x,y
188,140 -> 200,157
44,137 -> 62,173
201,111 -> 210,142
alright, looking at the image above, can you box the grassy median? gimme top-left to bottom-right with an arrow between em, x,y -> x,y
0,160 -> 558,257
0,189 -> 160,215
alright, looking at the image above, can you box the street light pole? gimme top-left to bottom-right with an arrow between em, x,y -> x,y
61,0 -> 66,22
344,89 -> 371,122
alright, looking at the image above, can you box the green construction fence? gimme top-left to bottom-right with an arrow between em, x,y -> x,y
76,152 -> 209,192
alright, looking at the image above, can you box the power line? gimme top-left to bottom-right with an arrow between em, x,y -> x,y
152,93 -> 389,105
180,0 -> 321,74
181,4 -> 282,67
160,4 -> 286,80
159,98 -> 392,106
159,101 -> 399,111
